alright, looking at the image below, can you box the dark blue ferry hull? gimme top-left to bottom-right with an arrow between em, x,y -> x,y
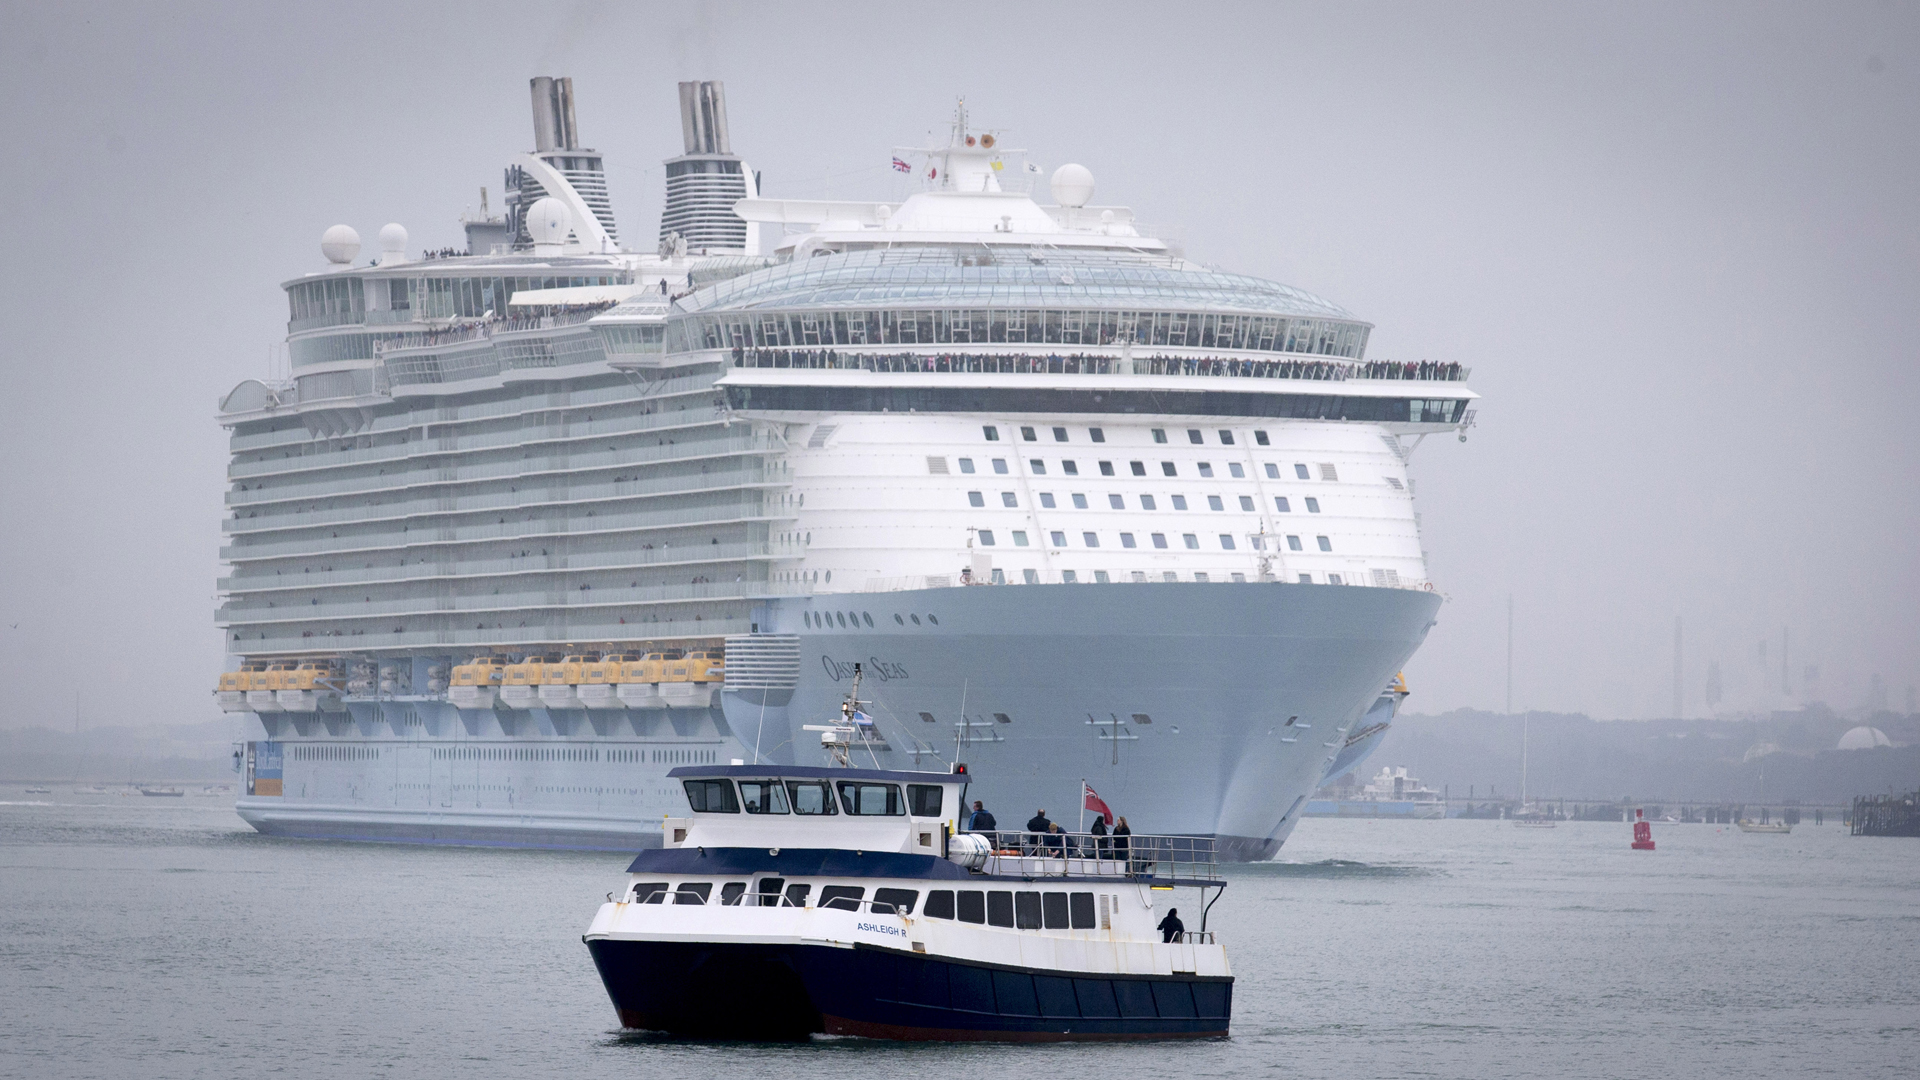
586,938 -> 1231,1041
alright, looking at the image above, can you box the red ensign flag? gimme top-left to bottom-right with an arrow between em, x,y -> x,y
1083,783 -> 1113,826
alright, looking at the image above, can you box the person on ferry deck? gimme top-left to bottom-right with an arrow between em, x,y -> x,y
1158,908 -> 1185,944
968,801 -> 997,834
1090,814 -> 1109,856
1113,815 -> 1133,868
1047,821 -> 1068,855
1025,809 -> 1052,853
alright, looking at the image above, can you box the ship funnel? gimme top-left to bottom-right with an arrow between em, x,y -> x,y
530,76 -> 579,152
678,81 -> 731,155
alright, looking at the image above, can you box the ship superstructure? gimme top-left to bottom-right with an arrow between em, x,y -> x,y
220,84 -> 1475,856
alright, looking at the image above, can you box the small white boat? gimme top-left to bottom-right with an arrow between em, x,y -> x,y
1736,820 -> 1791,834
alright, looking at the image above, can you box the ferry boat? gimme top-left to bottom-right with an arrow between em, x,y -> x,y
583,762 -> 1230,1040
1305,764 -> 1445,818
216,76 -> 1474,856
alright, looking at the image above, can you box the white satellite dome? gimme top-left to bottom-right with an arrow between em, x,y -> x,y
378,222 -> 408,263
320,224 -> 360,265
528,197 -> 572,248
1837,726 -> 1892,750
1050,163 -> 1095,208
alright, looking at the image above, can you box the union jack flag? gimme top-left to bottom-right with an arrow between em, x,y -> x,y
891,157 -> 911,173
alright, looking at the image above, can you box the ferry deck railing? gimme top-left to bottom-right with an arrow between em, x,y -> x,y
968,830 -> 1221,884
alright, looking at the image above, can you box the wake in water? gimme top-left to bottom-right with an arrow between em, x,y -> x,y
1226,858 -> 1439,879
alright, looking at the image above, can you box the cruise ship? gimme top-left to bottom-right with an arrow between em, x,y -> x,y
219,78 -> 1476,859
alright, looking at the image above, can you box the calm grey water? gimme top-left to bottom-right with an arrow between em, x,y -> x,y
3,792 -> 1915,1079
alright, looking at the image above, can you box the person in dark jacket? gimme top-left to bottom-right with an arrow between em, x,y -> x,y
1090,814 -> 1109,857
1158,908 -> 1184,943
1025,810 -> 1052,853
968,801 -> 997,834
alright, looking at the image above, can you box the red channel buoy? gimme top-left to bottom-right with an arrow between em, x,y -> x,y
1631,807 -> 1655,850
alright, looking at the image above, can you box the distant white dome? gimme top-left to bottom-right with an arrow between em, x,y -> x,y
528,197 -> 571,247
320,224 -> 360,264
1837,726 -> 1892,750
378,222 -> 408,257
1051,163 -> 1095,208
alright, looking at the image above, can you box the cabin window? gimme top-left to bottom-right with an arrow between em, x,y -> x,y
924,890 -> 956,919
1063,461 -> 1079,476
785,781 -> 837,815
1207,495 -> 1224,511
1020,426 -> 1037,441
1187,429 -> 1203,444
1043,892 -> 1071,928
1052,426 -> 1069,442
1318,536 -> 1333,551
1131,461 -> 1146,476
1287,535 -> 1303,551
1229,463 -> 1245,478
1171,495 -> 1188,510
1254,430 -> 1270,445
1151,533 -> 1167,549
1140,495 -> 1156,510
837,782 -> 904,816
983,426 -> 999,441
1109,494 -> 1124,509
682,779 -> 739,813
992,459 -> 1008,474
874,888 -> 919,915
1266,463 -> 1281,479
1239,496 -> 1255,511
957,890 -> 986,923
958,458 -> 976,474
1305,497 -> 1320,513
739,780 -> 790,814
719,882 -> 747,906
1070,892 -> 1097,928
1015,892 -> 1043,929
630,882 -> 669,904
1152,428 -> 1167,443
784,882 -> 812,908
819,885 -> 865,911
1001,492 -> 1018,508
1198,463 -> 1214,478
968,492 -> 984,507
1162,462 -> 1177,476
674,882 -> 713,905
908,784 -> 944,817
1295,463 -> 1311,479
1039,493 -> 1056,509
987,891 -> 1016,927
1099,461 -> 1115,476
1029,459 -> 1046,475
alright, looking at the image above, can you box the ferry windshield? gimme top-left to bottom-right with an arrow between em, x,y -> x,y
837,782 -> 905,816
682,779 -> 739,813
739,781 -> 790,815
785,781 -> 837,815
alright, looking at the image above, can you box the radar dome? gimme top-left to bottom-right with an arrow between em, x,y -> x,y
528,197 -> 572,248
1051,163 -> 1095,208
1837,726 -> 1892,750
378,222 -> 408,262
320,224 -> 360,265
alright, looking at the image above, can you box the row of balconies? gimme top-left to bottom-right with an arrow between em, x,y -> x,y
232,614 -> 754,655
219,540 -> 798,594
219,578 -> 807,627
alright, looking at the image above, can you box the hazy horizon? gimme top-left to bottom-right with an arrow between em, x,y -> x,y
2,1 -> 1915,729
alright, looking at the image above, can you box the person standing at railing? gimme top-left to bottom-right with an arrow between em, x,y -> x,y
1113,815 -> 1133,870
1158,908 -> 1184,944
967,800 -> 996,834
1025,809 -> 1053,854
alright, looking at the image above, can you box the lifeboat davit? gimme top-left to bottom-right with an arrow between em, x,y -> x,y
248,660 -> 299,713
660,648 -> 724,708
501,653 -> 560,709
448,655 -> 511,709
277,658 -> 348,712
615,650 -> 677,710
580,653 -> 641,710
218,660 -> 271,712
537,653 -> 598,710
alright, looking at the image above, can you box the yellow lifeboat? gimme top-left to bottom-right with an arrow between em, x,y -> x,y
218,660 -> 271,712
278,658 -> 348,712
248,660 -> 300,713
537,652 -> 600,710
500,653 -> 561,709
579,652 -> 643,710
615,649 -> 679,710
661,646 -> 725,708
448,654 -> 512,709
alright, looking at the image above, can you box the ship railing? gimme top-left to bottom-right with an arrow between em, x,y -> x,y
967,830 -> 1220,883
1173,930 -> 1217,945
614,887 -> 916,914
730,347 -> 1470,384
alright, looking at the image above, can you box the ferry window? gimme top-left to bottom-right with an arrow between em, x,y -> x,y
1299,573 -> 1314,583
979,531 -> 995,546
1152,429 -> 1168,444
1294,463 -> 1311,479
720,882 -> 747,906
988,891 -> 1016,927
991,569 -> 1006,584
1220,534 -> 1236,550
1187,429 -> 1204,445
1015,892 -> 1043,929
1063,460 -> 1079,475
631,882 -> 669,904
1171,495 -> 1188,511
1229,463 -> 1245,479
1072,494 -> 1089,509
1120,533 -> 1137,548
1023,569 -> 1039,584
1329,573 -> 1344,584
993,459 -> 1009,474
1239,496 -> 1255,511
1207,496 -> 1224,511
1070,892 -> 1096,928
1094,570 -> 1111,583
908,784 -> 944,816
1029,459 -> 1046,475
819,885 -> 865,911
1021,426 -> 1037,441
1089,428 -> 1106,443
1050,531 -> 1067,547
1099,461 -> 1115,476
1305,497 -> 1320,513
739,780 -> 790,814
838,782 -> 905,816
785,883 -> 812,908
968,492 -> 985,507
925,890 -> 956,919
1198,463 -> 1214,478
1039,493 -> 1056,508
1219,430 -> 1235,445
1275,497 -> 1291,513
756,878 -> 785,907
983,426 -> 999,441
1043,892 -> 1071,928
1083,532 -> 1100,548
1130,461 -> 1146,476
674,882 -> 714,905
1151,533 -> 1168,549
1140,495 -> 1157,510
1265,463 -> 1280,479
1164,571 -> 1179,581
682,779 -> 739,813
785,781 -> 838,815
959,458 -> 976,474
1062,570 -> 1078,583
958,890 -> 987,924
1318,536 -> 1333,551
1012,530 -> 1029,546
874,888 -> 919,915
1053,427 -> 1069,442
1287,535 -> 1303,551
1194,572 -> 1210,581
1183,534 -> 1200,549
1109,495 -> 1124,509
1161,462 -> 1177,476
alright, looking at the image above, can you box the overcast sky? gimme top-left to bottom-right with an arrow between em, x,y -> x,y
2,1 -> 1915,730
